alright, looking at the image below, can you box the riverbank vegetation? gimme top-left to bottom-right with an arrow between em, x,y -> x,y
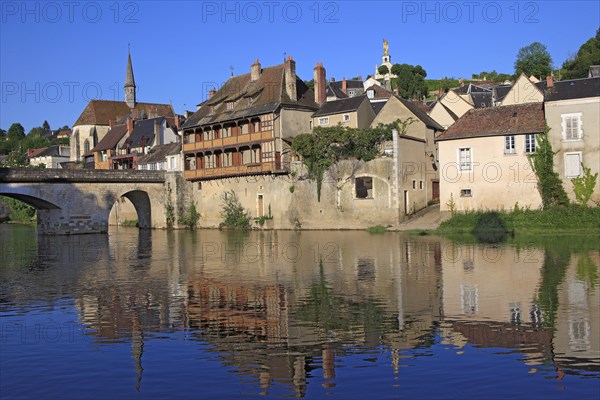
437,205 -> 600,236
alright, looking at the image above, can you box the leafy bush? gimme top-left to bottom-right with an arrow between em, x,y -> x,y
471,212 -> 510,243
178,202 -> 200,229
219,190 -> 251,230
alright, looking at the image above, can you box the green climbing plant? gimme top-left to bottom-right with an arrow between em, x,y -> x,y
291,119 -> 413,201
527,126 -> 569,209
571,164 -> 598,206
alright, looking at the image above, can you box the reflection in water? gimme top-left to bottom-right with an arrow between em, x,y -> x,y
0,224 -> 599,399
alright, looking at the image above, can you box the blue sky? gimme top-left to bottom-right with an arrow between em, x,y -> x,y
1,0 -> 599,132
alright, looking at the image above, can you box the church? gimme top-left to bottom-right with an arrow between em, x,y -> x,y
70,51 -> 175,163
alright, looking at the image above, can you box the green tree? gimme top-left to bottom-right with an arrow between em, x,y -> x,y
562,28 -> 600,79
0,128 -> 6,140
515,42 -> 553,79
7,123 -> 25,141
42,120 -> 50,132
390,63 -> 402,76
395,64 -> 428,99
377,65 -> 389,75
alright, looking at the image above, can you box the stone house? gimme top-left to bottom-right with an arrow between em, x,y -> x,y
370,94 -> 444,213
311,95 -> 376,130
27,145 -> 70,168
538,76 -> 600,204
70,51 -> 174,163
181,56 -> 319,182
436,103 -> 546,213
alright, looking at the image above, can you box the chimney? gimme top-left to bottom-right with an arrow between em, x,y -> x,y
546,75 -> 554,88
251,58 -> 261,81
284,55 -> 297,102
174,114 -> 180,129
208,87 -> 216,98
330,77 -> 335,82
126,117 -> 134,136
313,62 -> 326,105
358,75 -> 363,81
154,119 -> 161,146
109,119 -> 114,128
342,78 -> 347,94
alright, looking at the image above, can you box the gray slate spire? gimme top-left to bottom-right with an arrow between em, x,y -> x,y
125,50 -> 136,108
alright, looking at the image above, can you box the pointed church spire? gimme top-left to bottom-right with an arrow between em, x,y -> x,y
125,46 -> 136,108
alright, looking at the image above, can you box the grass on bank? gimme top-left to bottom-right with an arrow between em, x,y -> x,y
436,205 -> 600,235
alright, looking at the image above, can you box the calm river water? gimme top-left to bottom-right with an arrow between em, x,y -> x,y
1,224 -> 599,399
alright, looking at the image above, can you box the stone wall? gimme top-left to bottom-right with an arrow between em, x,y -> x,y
191,158 -> 406,230
0,168 -> 165,183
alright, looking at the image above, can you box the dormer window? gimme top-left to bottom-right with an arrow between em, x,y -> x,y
367,90 -> 374,99
209,106 -> 215,114
226,102 -> 234,111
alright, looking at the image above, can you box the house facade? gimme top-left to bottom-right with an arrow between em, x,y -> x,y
312,95 -> 376,130
540,76 -> 600,204
370,95 -> 443,213
181,57 -> 318,182
28,145 -> 71,168
436,103 -> 546,213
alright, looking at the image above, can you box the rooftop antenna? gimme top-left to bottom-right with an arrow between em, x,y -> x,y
283,51 -> 287,62
229,65 -> 234,76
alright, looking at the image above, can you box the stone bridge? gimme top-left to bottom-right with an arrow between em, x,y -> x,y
0,168 -> 167,235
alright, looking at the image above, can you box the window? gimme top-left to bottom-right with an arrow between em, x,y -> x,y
309,120 -> 313,130
222,152 -> 233,167
355,177 -> 373,199
461,284 -> 478,315
412,180 -> 416,189
260,114 -> 274,131
318,117 -> 329,126
562,113 -> 582,140
226,102 -> 234,111
419,180 -> 423,190
459,148 -> 472,171
222,127 -> 231,138
509,302 -> 522,325
367,89 -> 374,99
343,114 -> 350,122
525,134 -> 536,153
504,135 -> 516,154
209,106 -> 215,114
348,90 -> 355,97
564,152 -> 582,177
460,189 -> 472,197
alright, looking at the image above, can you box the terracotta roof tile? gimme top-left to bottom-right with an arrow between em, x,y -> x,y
74,100 -> 174,126
436,103 -> 545,141
182,62 -> 318,129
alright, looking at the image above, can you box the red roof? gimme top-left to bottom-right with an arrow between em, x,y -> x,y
436,103 -> 545,141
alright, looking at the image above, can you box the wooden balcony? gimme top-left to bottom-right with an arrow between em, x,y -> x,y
183,130 -> 274,153
184,161 -> 283,181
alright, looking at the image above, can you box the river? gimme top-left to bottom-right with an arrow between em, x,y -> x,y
1,224 -> 599,399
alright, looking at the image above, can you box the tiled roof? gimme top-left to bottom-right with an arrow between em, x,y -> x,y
326,83 -> 348,99
28,145 -> 70,159
365,84 -> 393,99
91,124 -> 128,152
536,77 -> 600,101
74,100 -> 174,126
394,96 -> 444,131
371,102 -> 386,115
436,103 -> 545,141
138,143 -> 181,165
182,62 -> 318,129
471,92 -> 493,108
125,117 -> 164,149
312,95 -> 367,117
494,85 -> 513,102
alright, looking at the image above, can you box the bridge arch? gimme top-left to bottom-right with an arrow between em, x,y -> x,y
114,190 -> 152,229
0,192 -> 61,210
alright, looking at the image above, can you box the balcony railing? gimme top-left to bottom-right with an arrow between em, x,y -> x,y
183,130 -> 273,152
183,161 -> 282,181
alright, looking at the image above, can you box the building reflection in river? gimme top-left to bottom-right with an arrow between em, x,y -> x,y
5,226 -> 597,396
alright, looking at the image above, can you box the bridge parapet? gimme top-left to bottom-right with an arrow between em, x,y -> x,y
0,168 -> 165,183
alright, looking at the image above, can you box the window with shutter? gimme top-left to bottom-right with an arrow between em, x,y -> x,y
564,152 -> 582,177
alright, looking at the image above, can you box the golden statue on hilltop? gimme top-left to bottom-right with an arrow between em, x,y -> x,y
383,39 -> 389,54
